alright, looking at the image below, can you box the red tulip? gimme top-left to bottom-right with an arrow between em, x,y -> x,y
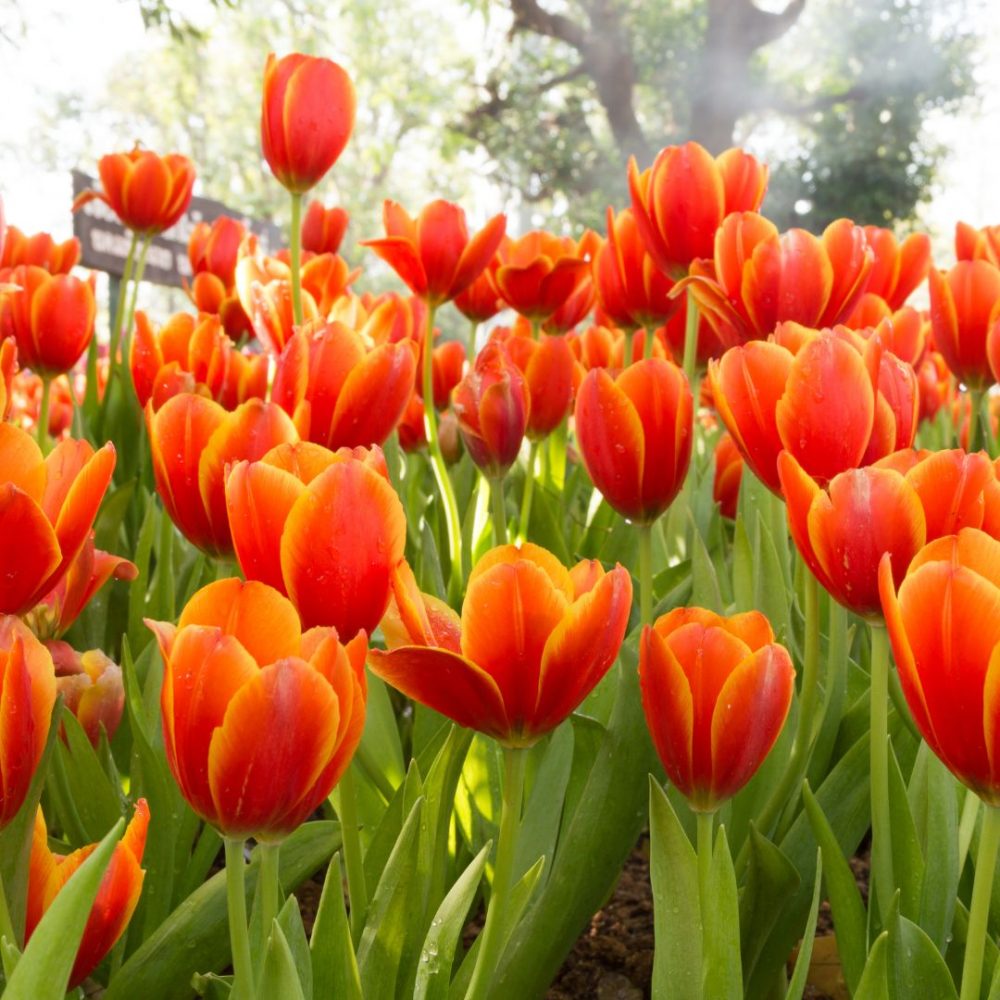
0,337 -> 15,420
569,323 -> 669,371
362,199 -> 506,306
956,222 -> 1000,267
27,801 -> 149,988
640,607 -> 794,811
628,143 -> 768,278
844,227 -> 931,323
51,644 -> 125,746
369,544 -> 632,746
454,250 -> 504,324
574,357 -> 693,523
149,578 -> 366,838
0,616 -> 56,828
713,433 -> 744,520
1,266 -> 96,376
261,53 -> 356,194
147,395 -> 298,556
0,226 -> 80,275
234,246 -> 319,354
302,201 -> 349,255
225,442 -> 406,638
188,216 -> 245,289
272,322 -> 415,449
73,147 -> 195,236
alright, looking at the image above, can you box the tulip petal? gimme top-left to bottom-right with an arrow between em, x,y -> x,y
451,214 -> 506,300
0,485 -> 62,615
0,423 -> 46,502
329,341 -> 415,448
361,237 -> 428,298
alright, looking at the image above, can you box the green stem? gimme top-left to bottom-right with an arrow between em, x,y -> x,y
224,839 -> 254,1000
968,386 -> 986,454
491,475 -> 508,546
336,764 -> 368,944
644,325 -> 655,360
638,521 -> 654,626
0,871 -> 16,949
960,804 -> 1000,1000
468,319 -> 479,362
529,318 -> 541,341
258,842 -> 281,941
696,811 -> 714,912
519,440 -> 539,539
106,232 -> 137,369
422,305 -> 465,599
869,622 -> 895,920
290,191 -> 304,326
465,746 -> 528,1000
623,328 -> 634,367
682,288 -> 700,391
37,375 -> 51,452
121,234 -> 151,366
958,789 -> 982,877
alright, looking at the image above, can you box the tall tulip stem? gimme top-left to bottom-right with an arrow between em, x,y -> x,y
869,622 -> 895,919
491,475 -> 509,546
519,441 -> 539,539
682,289 -> 699,392
422,305 -> 465,597
336,764 -> 368,943
968,387 -> 986,454
258,842 -> 281,943
696,810 -> 714,910
465,746 -> 527,1000
623,328 -> 634,367
960,804 -> 1000,1000
224,839 -> 255,1000
107,231 -> 137,373
0,872 -> 15,951
37,375 -> 52,453
289,191 -> 304,326
121,234 -> 151,367
468,320 -> 479,362
958,789 -> 982,876
638,521 -> 654,627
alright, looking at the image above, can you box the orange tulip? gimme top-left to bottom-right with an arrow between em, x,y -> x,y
1,265 -> 96,376
569,323 -> 669,371
929,260 -> 1000,390
0,425 -> 116,615
542,232 -> 600,334
844,227 -> 931,324
453,341 -> 529,478
27,801 -> 148,988
628,143 -> 768,278
73,147 -> 195,236
362,199 -> 506,306
686,214 -> 873,347
879,528 -> 1000,804
956,221 -> 1000,267
0,225 -> 80,275
0,337 -> 15,420
369,544 -> 632,746
0,617 -> 56,827
147,395 -> 298,556
130,311 -> 267,411
148,578 -> 366,838
779,451 -> 926,618
261,53 -> 355,194
493,325 -> 576,439
713,432 -> 744,520
454,254 -> 504,324
639,607 -> 794,812
225,442 -> 405,638
188,216 -> 244,290
271,322 -> 415,449
493,230 -> 592,324
51,644 -> 125,746
574,357 -> 693,523
302,201 -> 349,256
594,206 -> 678,331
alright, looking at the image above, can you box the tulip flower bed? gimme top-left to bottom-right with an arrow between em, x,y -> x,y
4,46 -> 1000,1000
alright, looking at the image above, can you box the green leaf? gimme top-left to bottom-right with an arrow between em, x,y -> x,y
887,740 -> 924,922
888,910 -> 958,1000
802,781 -> 867,994
703,824 -> 742,999
753,510 -> 792,649
690,518 -> 724,612
357,675 -> 405,793
854,932 -> 890,1000
414,842 -> 490,1000
276,896 -> 312,1000
357,797 -> 424,999
739,824 -> 800,986
310,853 -> 362,1000
785,849 -> 823,1000
649,778 -> 701,1000
4,818 -> 124,1000
105,821 -> 338,999
258,921 -> 306,1000
731,516 -> 754,612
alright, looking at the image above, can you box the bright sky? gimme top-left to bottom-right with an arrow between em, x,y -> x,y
1,0 -> 998,264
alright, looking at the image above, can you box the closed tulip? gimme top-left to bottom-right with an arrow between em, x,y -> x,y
0,226 -> 80,275
956,221 -> 1000,267
628,142 -> 768,278
0,617 -> 57,827
147,395 -> 298,556
301,201 -> 349,256
261,53 -> 356,194
362,199 -> 506,306
844,227 -> 930,325
369,543 -> 632,746
640,607 -> 794,811
225,442 -> 405,638
51,645 -> 125,746
574,357 -> 692,523
1,266 -> 96,376
148,578 -> 366,839
0,425 -> 115,614
188,216 -> 244,289
271,322 -> 415,449
27,801 -> 149,989
73,147 -> 195,236
928,260 -> 1000,390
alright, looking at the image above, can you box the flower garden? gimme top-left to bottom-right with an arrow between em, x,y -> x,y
2,45 -> 1000,1000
